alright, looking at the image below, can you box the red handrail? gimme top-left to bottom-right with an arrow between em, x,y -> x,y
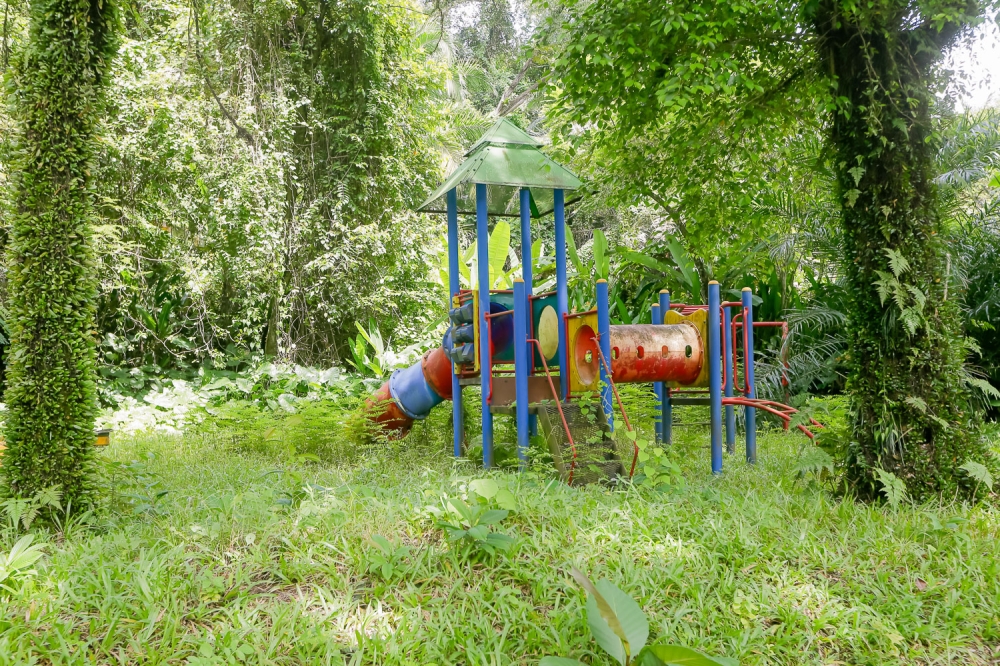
722,397 -> 824,439
527,338 -> 579,484
591,336 -> 639,478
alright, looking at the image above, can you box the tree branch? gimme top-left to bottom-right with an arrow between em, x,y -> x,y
497,73 -> 550,116
189,0 -> 255,146
494,56 -> 535,115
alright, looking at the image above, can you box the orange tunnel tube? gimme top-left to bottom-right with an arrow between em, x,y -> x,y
574,322 -> 704,387
608,323 -> 703,384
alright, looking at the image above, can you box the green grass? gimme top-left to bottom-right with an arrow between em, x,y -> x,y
1,409 -> 999,665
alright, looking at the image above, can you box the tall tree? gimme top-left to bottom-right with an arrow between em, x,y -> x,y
3,0 -> 119,503
551,0 -> 996,498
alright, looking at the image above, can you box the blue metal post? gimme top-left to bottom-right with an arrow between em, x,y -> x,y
723,305 -> 735,454
520,188 -> 537,438
476,183 -> 493,468
447,188 -> 463,458
554,189 -> 568,399
519,189 -> 533,304
708,281 -> 723,474
742,287 -> 757,464
659,290 -> 671,445
596,280 -> 613,432
513,278 -> 529,469
651,303 -> 662,443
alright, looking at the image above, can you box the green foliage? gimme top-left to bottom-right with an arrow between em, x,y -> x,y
102,454 -> 170,516
1,485 -> 62,532
2,0 -> 120,504
875,468 -> 907,509
0,534 -> 46,594
435,497 -> 515,560
346,320 -> 388,379
363,534 -> 411,581
958,460 -> 994,495
428,491 -> 516,562
549,0 -> 996,500
544,568 -> 736,666
631,431 -> 684,493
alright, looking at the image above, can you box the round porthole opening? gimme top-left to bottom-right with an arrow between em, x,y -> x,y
685,344 -> 693,358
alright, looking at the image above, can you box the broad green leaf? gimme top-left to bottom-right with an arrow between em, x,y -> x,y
637,644 -> 738,666
447,498 -> 474,522
489,221 -> 511,288
570,568 -> 648,665
371,534 -> 392,553
540,659 -> 588,666
615,297 -> 633,324
565,223 -> 585,275
4,535 -> 46,572
478,509 -> 509,525
665,237 -> 702,299
593,230 -> 609,280
494,487 -> 517,510
469,478 -> 499,499
621,249 -> 672,274
459,244 -> 472,286
136,305 -> 157,332
486,533 -> 515,549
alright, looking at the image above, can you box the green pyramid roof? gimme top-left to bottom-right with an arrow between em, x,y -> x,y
464,117 -> 542,155
417,119 -> 583,218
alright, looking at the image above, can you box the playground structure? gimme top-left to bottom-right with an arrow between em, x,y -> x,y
366,119 -> 821,480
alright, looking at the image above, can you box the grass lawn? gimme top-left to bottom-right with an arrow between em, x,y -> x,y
1,412 -> 998,665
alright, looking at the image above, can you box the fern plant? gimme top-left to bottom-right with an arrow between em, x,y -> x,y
873,248 -> 927,337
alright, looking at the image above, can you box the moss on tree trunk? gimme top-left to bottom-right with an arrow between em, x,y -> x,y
2,0 -> 118,504
815,2 -> 991,500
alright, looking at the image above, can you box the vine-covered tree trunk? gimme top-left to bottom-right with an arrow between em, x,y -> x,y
3,0 -> 118,503
815,3 -> 990,499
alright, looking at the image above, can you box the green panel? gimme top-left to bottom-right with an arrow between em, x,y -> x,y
483,292 -> 558,368
465,118 -> 541,155
490,291 -> 516,364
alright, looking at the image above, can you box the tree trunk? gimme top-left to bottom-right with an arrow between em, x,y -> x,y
815,2 -> 990,499
2,0 -> 118,504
